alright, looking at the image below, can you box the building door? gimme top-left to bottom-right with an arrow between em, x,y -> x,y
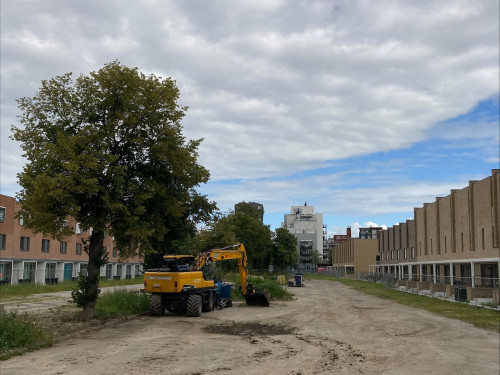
45,263 -> 56,279
63,263 -> 73,281
23,262 -> 36,281
106,264 -> 112,279
481,264 -> 499,287
126,265 -> 132,279
0,263 -> 12,283
460,264 -> 471,286
444,265 -> 450,284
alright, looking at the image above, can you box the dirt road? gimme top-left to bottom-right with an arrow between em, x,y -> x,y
2,280 -> 498,375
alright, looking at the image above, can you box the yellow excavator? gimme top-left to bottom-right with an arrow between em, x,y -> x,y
143,244 -> 270,316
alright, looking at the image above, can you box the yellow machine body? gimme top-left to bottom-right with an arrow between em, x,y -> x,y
144,270 -> 214,293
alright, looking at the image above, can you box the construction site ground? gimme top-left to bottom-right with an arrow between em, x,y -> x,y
1,279 -> 498,375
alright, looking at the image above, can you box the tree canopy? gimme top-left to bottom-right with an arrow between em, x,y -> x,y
11,61 -> 216,318
193,210 -> 298,271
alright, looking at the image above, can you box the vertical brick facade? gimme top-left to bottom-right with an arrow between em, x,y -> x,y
0,194 -> 143,284
376,170 -> 499,290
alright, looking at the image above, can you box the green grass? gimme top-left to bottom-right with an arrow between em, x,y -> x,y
95,290 -> 150,320
305,274 -> 500,333
0,276 -> 144,300
222,272 -> 293,301
0,312 -> 54,360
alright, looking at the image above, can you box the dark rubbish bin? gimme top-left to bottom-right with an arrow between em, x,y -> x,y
455,287 -> 467,302
295,274 -> 303,287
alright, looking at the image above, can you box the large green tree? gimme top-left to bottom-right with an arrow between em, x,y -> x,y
11,62 -> 215,320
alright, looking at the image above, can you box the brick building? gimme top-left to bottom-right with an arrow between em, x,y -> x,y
0,194 -> 143,285
331,238 -> 379,274
376,169 -> 500,302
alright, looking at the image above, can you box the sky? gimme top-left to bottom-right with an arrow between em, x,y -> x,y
1,0 -> 499,238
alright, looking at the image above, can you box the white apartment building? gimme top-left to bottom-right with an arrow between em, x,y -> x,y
282,203 -> 323,272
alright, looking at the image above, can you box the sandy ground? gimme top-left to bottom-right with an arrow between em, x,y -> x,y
1,279 -> 499,375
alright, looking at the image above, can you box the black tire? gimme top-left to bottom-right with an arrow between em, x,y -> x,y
149,294 -> 164,316
186,294 -> 202,317
209,291 -> 215,311
202,291 -> 214,312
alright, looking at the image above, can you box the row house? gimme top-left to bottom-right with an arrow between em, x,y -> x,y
0,194 -> 143,285
375,169 -> 499,303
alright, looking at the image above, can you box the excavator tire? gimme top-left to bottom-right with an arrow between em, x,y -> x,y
202,291 -> 214,312
149,294 -> 165,316
186,294 -> 202,317
245,290 -> 271,307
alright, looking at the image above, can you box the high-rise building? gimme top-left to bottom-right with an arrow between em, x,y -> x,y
282,203 -> 323,272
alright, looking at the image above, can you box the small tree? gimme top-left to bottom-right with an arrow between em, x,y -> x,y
11,62 -> 215,320
273,227 -> 298,271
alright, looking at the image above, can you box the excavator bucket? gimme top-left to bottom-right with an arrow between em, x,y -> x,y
245,289 -> 271,307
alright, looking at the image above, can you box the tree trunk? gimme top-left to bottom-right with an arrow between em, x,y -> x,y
82,229 -> 106,321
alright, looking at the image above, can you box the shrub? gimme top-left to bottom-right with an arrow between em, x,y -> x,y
0,312 -> 53,360
95,289 -> 150,319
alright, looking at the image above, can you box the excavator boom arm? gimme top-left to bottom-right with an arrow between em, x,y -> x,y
190,243 -> 270,306
191,244 -> 249,295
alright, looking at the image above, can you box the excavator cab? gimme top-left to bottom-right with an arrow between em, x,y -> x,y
161,255 -> 194,272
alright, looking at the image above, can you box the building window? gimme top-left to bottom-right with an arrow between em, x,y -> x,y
0,234 -> 5,250
461,233 -> 464,252
75,223 -> 81,234
76,243 -> 82,255
0,207 -> 5,222
482,228 -> 485,249
41,239 -> 50,253
18,214 -> 25,226
80,263 -> 88,276
20,237 -> 30,251
381,252 -> 384,261
404,248 -> 407,259
103,246 -> 107,255
113,247 -> 117,257
411,247 -> 415,258
444,236 -> 447,253
397,249 -> 400,259
391,251 -> 394,260
60,241 -> 67,254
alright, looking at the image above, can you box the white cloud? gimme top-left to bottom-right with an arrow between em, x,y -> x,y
1,0 -> 498,214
